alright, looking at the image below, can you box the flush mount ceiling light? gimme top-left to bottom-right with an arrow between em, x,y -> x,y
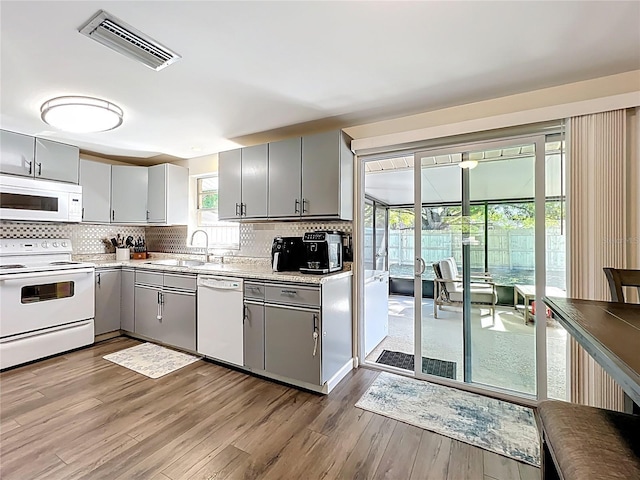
458,160 -> 479,169
40,96 -> 123,133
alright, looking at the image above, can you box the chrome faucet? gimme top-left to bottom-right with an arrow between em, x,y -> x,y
190,229 -> 209,262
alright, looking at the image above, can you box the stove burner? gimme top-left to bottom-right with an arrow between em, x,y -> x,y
0,264 -> 26,269
49,261 -> 80,266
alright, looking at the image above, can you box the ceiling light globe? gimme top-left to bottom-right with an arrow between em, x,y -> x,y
459,160 -> 478,169
40,96 -> 123,133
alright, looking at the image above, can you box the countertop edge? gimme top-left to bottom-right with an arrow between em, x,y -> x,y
91,260 -> 353,284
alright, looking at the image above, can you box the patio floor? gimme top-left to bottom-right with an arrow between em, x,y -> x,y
364,295 -> 568,399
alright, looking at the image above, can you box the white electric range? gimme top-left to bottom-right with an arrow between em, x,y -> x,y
0,239 -> 95,369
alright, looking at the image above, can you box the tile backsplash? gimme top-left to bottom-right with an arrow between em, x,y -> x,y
0,221 -> 145,254
1,220 -> 352,258
148,221 -> 353,258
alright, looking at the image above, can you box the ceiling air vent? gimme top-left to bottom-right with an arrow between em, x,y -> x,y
79,10 -> 181,71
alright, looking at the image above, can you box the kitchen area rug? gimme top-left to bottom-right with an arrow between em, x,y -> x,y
355,371 -> 540,466
103,342 -> 201,379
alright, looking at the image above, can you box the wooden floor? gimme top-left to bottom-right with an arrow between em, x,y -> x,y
0,337 -> 540,480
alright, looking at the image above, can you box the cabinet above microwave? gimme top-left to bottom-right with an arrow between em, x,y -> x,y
0,130 -> 80,184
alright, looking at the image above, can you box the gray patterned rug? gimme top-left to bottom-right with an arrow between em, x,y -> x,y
356,371 -> 540,466
103,343 -> 201,379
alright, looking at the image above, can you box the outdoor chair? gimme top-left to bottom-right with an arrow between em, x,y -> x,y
432,258 -> 497,318
445,256 -> 493,282
603,267 -> 640,303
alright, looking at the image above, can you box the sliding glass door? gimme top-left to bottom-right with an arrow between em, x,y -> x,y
414,136 -> 547,398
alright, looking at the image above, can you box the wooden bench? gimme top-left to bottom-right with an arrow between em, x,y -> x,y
538,400 -> 640,480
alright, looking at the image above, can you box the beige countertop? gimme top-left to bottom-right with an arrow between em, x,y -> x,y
85,256 -> 352,285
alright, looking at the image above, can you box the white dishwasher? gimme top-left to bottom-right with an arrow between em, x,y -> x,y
197,276 -> 244,366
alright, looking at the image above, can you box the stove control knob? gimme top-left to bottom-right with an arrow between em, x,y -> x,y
61,242 -> 67,247
41,241 -> 48,248
52,242 -> 58,248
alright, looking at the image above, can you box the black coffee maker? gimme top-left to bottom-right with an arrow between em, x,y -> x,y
300,231 -> 343,274
271,237 -> 305,272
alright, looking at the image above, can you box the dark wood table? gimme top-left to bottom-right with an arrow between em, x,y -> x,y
544,296 -> 640,406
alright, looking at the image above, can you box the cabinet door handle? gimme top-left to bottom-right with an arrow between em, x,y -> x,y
302,198 -> 308,213
235,203 -> 240,216
27,160 -> 32,175
146,210 -> 150,221
112,210 -> 115,221
96,273 -> 101,285
241,203 -> 246,216
243,305 -> 248,323
82,207 -> 85,220
36,162 -> 42,176
294,199 -> 300,214
312,313 -> 319,357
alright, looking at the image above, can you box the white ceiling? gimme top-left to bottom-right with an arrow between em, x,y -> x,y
1,1 -> 639,163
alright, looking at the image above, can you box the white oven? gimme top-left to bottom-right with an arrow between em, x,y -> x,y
0,175 -> 82,222
0,267 -> 95,338
0,236 -> 95,370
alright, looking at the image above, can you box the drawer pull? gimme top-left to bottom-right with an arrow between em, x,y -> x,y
280,289 -> 298,296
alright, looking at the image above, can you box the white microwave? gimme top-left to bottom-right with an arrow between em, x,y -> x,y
0,175 -> 82,222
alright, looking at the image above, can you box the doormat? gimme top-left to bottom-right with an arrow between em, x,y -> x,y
103,342 -> 201,379
356,371 -> 540,466
375,350 -> 456,379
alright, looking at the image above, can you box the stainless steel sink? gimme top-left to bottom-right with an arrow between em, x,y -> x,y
147,259 -> 205,267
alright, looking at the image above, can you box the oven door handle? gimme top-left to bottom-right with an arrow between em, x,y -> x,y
0,267 -> 95,282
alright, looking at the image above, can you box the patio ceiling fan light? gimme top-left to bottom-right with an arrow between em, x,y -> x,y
459,160 -> 478,169
40,96 -> 123,133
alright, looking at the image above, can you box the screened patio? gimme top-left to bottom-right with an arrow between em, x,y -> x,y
362,140 -> 569,399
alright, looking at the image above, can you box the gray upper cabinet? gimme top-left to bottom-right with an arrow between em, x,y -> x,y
0,130 -> 35,177
79,159 -> 111,223
35,138 -> 79,184
268,137 -> 302,218
95,269 -> 121,335
111,165 -> 148,223
301,130 -> 353,220
147,163 -> 189,225
218,149 -> 242,220
218,130 -> 353,221
0,131 -> 79,184
241,144 -> 268,218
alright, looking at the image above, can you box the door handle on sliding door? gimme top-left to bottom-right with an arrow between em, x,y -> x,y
415,257 -> 426,277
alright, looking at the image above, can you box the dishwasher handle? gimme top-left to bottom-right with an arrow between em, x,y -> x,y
197,276 -> 242,290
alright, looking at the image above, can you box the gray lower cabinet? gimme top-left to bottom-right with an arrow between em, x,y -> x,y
243,301 -> 265,370
95,269 -> 121,335
161,290 -> 196,351
265,305 -> 321,385
120,268 -> 135,332
134,285 -> 163,341
134,271 -> 196,351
